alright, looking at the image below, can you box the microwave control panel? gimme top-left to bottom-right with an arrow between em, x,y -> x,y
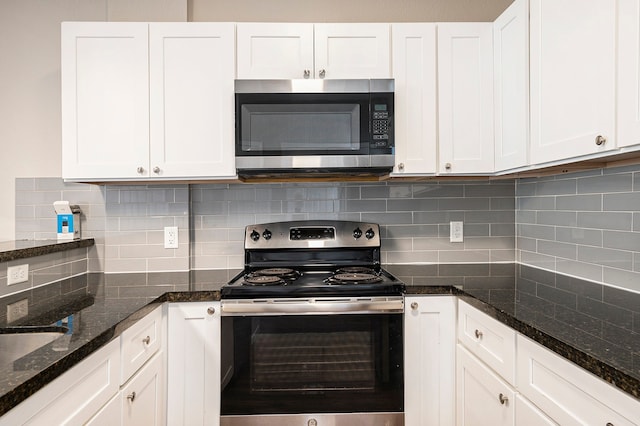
371,101 -> 393,150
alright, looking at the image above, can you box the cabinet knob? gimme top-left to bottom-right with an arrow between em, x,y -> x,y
153,166 -> 160,174
303,69 -> 311,79
595,135 -> 607,146
207,307 -> 216,315
410,302 -> 418,310
142,335 -> 150,345
397,163 -> 405,171
606,423 -> 614,426
474,329 -> 483,339
318,69 -> 326,78
136,166 -> 145,174
498,393 -> 508,405
127,391 -> 136,402
445,163 -> 452,171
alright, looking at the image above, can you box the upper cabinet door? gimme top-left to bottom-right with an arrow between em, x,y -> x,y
618,0 -> 640,148
149,23 -> 236,178
391,23 -> 437,175
314,23 -> 391,79
438,23 -> 494,174
493,0 -> 529,172
61,22 -> 150,180
236,23 -> 314,79
529,0 -> 616,164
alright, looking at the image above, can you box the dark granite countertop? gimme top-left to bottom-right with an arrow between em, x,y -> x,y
389,263 -> 640,400
0,239 -> 95,263
0,263 -> 638,417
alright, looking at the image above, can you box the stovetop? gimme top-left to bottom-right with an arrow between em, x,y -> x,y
221,220 -> 405,299
221,265 -> 405,299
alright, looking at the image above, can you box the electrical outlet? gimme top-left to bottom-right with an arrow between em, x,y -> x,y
7,298 -> 29,323
164,226 -> 179,249
7,264 -> 29,285
450,221 -> 464,242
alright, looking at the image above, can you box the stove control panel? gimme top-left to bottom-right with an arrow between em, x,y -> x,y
244,221 -> 381,248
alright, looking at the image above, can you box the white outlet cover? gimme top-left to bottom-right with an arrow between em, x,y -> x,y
450,221 -> 464,243
7,264 -> 29,285
164,226 -> 179,249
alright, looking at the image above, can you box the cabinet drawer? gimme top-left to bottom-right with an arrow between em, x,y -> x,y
121,306 -> 162,384
0,338 -> 120,426
457,300 -> 516,384
517,335 -> 640,426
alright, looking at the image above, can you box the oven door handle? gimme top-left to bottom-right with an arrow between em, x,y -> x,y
221,297 -> 404,315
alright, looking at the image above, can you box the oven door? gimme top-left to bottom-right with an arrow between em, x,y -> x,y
220,297 -> 404,423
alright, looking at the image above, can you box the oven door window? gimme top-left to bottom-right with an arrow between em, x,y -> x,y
220,313 -> 403,415
236,93 -> 371,156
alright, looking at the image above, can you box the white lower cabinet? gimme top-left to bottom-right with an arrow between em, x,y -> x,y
404,296 -> 456,425
514,394 -> 557,426
167,302 -> 221,426
517,334 -> 640,426
0,338 -> 121,426
457,344 -> 515,426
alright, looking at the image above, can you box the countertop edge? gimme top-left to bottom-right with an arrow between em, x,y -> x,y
0,239 -> 95,263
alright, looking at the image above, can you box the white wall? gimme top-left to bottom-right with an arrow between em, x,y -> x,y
0,0 -> 509,242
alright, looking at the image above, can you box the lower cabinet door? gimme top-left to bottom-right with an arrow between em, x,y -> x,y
167,302 -> 221,426
456,344 -> 515,426
404,296 -> 456,426
121,352 -> 163,426
86,393 -> 122,426
515,394 -> 557,426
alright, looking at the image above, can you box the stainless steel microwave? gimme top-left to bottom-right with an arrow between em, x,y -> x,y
234,79 -> 394,177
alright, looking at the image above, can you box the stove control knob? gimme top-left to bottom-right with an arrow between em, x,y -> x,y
262,229 -> 272,240
365,228 -> 375,239
250,230 -> 260,241
353,228 -> 363,239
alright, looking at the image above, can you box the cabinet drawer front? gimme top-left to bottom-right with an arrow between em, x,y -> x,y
517,335 -> 640,426
121,306 -> 162,384
457,300 -> 516,384
0,339 -> 120,426
457,344 -> 515,426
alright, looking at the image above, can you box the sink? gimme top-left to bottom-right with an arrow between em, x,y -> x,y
0,327 -> 67,369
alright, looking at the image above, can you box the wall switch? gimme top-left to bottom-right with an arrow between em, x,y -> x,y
7,298 -> 29,323
164,226 -> 179,249
7,264 -> 29,285
450,221 -> 464,242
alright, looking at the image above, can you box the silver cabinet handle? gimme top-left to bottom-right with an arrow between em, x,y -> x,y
142,335 -> 150,345
397,163 -> 405,172
207,307 -> 216,315
127,391 -> 136,402
445,162 -> 452,171
318,69 -> 326,78
498,393 -> 508,405
606,423 -> 614,426
410,302 -> 418,310
153,166 -> 160,174
136,166 -> 144,174
595,135 -> 607,146
474,329 -> 483,339
303,69 -> 310,79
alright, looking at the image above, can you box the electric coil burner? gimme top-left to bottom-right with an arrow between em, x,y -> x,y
220,221 -> 405,426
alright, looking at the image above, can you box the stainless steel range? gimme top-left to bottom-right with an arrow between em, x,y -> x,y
220,220 -> 405,426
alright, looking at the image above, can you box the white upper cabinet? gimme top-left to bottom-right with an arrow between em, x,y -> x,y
62,22 -> 236,181
314,23 -> 390,79
149,23 -> 236,178
62,22 -> 150,180
236,23 -> 314,79
391,23 -> 437,175
493,0 -> 529,172
236,23 -> 390,79
529,0 -> 616,165
438,23 -> 495,174
618,0 -> 640,149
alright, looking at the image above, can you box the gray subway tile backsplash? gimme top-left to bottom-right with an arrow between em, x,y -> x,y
12,163 -> 640,294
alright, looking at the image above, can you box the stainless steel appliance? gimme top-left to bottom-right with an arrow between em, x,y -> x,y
220,220 -> 405,426
234,79 -> 394,178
